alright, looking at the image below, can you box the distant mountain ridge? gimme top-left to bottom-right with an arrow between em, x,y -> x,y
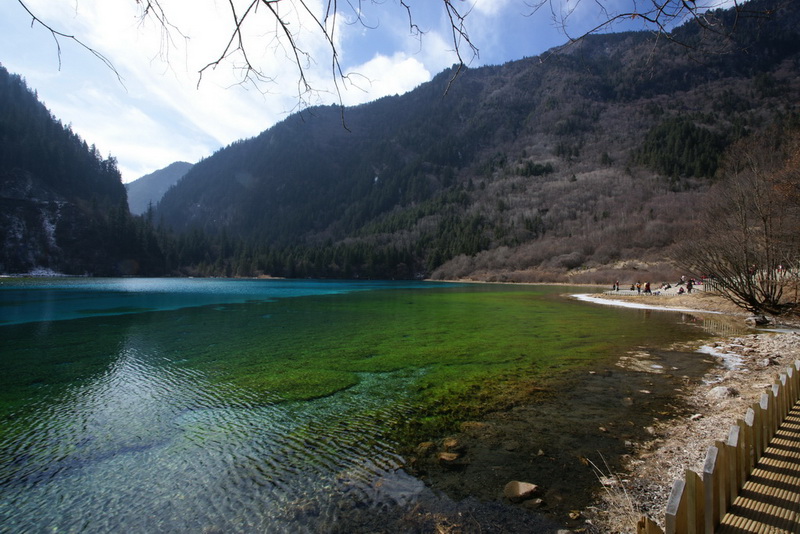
152,0 -> 800,280
126,161 -> 193,215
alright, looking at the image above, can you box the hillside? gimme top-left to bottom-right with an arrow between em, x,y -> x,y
0,66 -> 161,275
126,161 -> 193,215
151,0 -> 800,281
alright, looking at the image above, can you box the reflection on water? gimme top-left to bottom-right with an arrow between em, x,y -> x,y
0,279 -> 715,532
1,330 -> 436,533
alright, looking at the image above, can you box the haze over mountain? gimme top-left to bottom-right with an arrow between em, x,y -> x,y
126,161 -> 193,215
152,0 -> 800,280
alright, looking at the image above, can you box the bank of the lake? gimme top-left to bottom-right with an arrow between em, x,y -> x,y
582,289 -> 800,533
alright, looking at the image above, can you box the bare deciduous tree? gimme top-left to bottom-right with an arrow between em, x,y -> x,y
679,128 -> 800,315
15,0 -> 780,103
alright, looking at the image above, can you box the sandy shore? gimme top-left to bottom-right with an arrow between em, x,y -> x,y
581,289 -> 800,533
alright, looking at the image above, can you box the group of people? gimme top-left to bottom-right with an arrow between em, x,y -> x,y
611,275 -> 699,295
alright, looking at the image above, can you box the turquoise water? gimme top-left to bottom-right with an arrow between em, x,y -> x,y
0,278 -> 445,325
0,278 -> 713,532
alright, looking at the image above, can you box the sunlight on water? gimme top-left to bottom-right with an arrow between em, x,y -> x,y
0,278 -> 714,531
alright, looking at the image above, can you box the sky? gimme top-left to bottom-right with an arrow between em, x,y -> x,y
0,0 -> 729,183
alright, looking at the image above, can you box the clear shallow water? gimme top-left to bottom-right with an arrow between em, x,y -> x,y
0,278 -> 714,532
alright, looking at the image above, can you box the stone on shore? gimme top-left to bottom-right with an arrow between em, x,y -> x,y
708,386 -> 739,400
745,315 -> 770,326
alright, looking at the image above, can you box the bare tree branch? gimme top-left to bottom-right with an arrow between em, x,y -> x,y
16,0 -> 123,85
678,128 -> 800,315
527,0 -> 782,56
15,0 -> 783,107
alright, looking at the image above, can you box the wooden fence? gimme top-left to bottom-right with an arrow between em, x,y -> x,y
637,360 -> 800,534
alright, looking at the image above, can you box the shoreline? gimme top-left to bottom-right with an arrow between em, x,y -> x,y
571,292 -> 724,315
581,290 -> 800,532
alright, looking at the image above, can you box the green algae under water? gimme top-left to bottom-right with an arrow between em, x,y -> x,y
0,279 -> 715,532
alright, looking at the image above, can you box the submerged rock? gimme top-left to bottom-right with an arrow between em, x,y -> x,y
442,437 -> 463,452
416,441 -> 436,456
503,481 -> 540,503
438,452 -> 460,464
522,498 -> 545,510
459,421 -> 494,438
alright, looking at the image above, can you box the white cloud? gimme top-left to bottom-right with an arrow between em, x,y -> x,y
472,0 -> 516,17
338,53 -> 431,106
0,0 -> 591,182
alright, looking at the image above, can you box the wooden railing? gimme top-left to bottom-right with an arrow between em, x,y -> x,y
637,360 -> 800,534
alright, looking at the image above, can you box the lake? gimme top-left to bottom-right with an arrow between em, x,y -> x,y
0,278 -> 716,532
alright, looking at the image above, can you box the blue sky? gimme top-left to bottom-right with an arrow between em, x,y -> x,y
0,0 -> 727,183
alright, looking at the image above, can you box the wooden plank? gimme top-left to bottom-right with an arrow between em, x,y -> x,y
773,383 -> 783,435
739,415 -> 753,477
727,424 -> 745,492
761,392 -> 774,448
665,478 -> 687,534
780,374 -> 789,418
715,439 -> 732,510
751,401 -> 764,462
683,469 -> 703,533
637,516 -> 664,534
703,445 -> 721,533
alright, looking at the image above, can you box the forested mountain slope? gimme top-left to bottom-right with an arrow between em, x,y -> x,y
152,0 -> 800,280
157,1 -> 800,278
0,66 -> 160,275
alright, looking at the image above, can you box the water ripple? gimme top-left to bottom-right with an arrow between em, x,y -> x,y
0,345 -> 426,533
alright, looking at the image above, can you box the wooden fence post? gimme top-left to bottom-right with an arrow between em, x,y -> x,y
714,439 -> 733,510
738,416 -> 753,477
684,469 -> 704,533
665,478 -> 687,534
758,393 -> 772,452
750,402 -> 764,462
764,391 -> 777,445
727,425 -> 745,492
772,382 -> 782,434
637,516 -> 665,534
779,374 -> 789,419
703,445 -> 721,533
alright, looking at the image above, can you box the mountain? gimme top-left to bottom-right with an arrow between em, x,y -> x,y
126,161 -> 193,215
0,66 -> 162,275
153,0 -> 800,281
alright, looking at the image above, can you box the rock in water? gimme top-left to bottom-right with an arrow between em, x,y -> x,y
503,481 -> 540,502
437,452 -> 460,464
745,315 -> 770,326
